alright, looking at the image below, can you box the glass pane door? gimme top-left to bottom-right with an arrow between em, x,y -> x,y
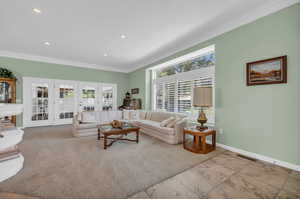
31,84 -> 49,121
24,78 -> 54,127
79,83 -> 99,112
100,84 -> 117,111
54,80 -> 77,124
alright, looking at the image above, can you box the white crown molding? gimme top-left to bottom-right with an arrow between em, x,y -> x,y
127,0 -> 300,73
0,51 -> 128,73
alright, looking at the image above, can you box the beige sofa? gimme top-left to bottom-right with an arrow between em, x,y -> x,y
72,110 -> 187,144
72,111 -> 123,137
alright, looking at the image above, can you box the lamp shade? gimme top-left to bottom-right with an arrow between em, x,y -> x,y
193,87 -> 212,107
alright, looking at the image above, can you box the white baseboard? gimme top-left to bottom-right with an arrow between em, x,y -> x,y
214,142 -> 300,172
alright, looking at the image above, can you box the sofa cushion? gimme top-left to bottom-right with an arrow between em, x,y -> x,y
150,112 -> 174,122
166,117 -> 182,128
78,123 -> 97,130
160,117 -> 175,127
81,111 -> 98,123
137,120 -> 175,135
138,111 -> 147,120
129,111 -> 139,120
123,111 -> 130,120
145,112 -> 152,120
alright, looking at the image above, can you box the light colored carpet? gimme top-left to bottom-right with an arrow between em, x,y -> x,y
0,125 -> 223,199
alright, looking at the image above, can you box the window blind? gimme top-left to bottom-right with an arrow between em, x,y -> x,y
164,82 -> 176,112
154,68 -> 214,114
156,82 -> 164,110
177,80 -> 192,112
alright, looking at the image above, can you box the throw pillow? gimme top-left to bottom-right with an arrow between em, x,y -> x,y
129,111 -> 139,120
166,117 -> 182,128
160,117 -> 175,127
145,112 -> 152,120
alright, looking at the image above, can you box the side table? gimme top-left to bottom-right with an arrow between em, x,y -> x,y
183,127 -> 216,154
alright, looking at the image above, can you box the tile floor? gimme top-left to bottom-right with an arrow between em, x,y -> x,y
127,151 -> 300,199
1,150 -> 299,199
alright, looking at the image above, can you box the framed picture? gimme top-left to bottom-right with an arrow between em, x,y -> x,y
246,56 -> 287,86
131,88 -> 139,94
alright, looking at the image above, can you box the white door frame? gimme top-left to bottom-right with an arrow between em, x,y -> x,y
23,78 -> 118,127
78,81 -> 100,112
99,83 -> 117,111
23,77 -> 54,127
54,80 -> 78,125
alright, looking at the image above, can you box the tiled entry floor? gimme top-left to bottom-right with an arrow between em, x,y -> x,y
127,151 -> 300,199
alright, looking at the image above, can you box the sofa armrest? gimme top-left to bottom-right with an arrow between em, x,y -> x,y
73,114 -> 81,128
174,118 -> 187,144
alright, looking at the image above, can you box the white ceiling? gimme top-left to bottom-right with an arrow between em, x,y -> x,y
0,0 -> 298,73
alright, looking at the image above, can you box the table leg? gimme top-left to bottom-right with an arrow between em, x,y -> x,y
104,135 -> 107,149
194,135 -> 200,146
212,133 -> 216,149
201,136 -> 206,152
97,129 -> 101,140
183,131 -> 186,148
136,130 -> 139,143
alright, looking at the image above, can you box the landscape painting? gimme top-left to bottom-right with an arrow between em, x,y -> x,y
246,56 -> 287,86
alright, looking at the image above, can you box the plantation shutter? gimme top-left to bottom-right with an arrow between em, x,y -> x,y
155,82 -> 164,110
194,76 -> 213,87
164,82 -> 176,112
177,80 -> 192,112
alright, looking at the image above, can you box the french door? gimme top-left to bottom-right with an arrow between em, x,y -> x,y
23,77 -> 117,127
99,83 -> 117,111
23,77 -> 54,127
78,82 -> 99,112
54,80 -> 78,125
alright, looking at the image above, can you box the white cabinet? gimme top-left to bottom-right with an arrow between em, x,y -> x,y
23,77 -> 117,127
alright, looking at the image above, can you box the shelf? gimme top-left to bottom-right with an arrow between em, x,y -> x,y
0,154 -> 24,182
0,128 -> 24,150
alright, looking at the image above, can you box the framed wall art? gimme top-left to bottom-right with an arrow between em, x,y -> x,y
246,56 -> 287,86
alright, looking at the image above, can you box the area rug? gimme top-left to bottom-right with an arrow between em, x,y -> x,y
0,125 -> 223,199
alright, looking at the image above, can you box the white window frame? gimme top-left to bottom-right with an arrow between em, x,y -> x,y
151,45 -> 215,123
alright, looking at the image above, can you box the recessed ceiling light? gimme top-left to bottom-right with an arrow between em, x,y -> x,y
103,53 -> 108,57
120,34 -> 126,39
44,42 -> 50,46
33,8 -> 41,14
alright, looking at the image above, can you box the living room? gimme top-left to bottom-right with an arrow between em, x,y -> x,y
0,1 -> 299,199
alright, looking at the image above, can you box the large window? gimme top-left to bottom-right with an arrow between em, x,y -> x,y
152,46 -> 215,123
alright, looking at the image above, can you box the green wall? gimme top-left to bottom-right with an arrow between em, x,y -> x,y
0,57 -> 130,125
128,3 -> 300,165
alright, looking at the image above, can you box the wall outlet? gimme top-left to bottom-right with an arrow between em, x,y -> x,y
219,128 -> 224,135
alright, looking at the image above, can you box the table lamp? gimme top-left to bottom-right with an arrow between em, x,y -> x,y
193,87 -> 212,131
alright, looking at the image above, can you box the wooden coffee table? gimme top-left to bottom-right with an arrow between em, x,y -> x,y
97,123 -> 140,149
